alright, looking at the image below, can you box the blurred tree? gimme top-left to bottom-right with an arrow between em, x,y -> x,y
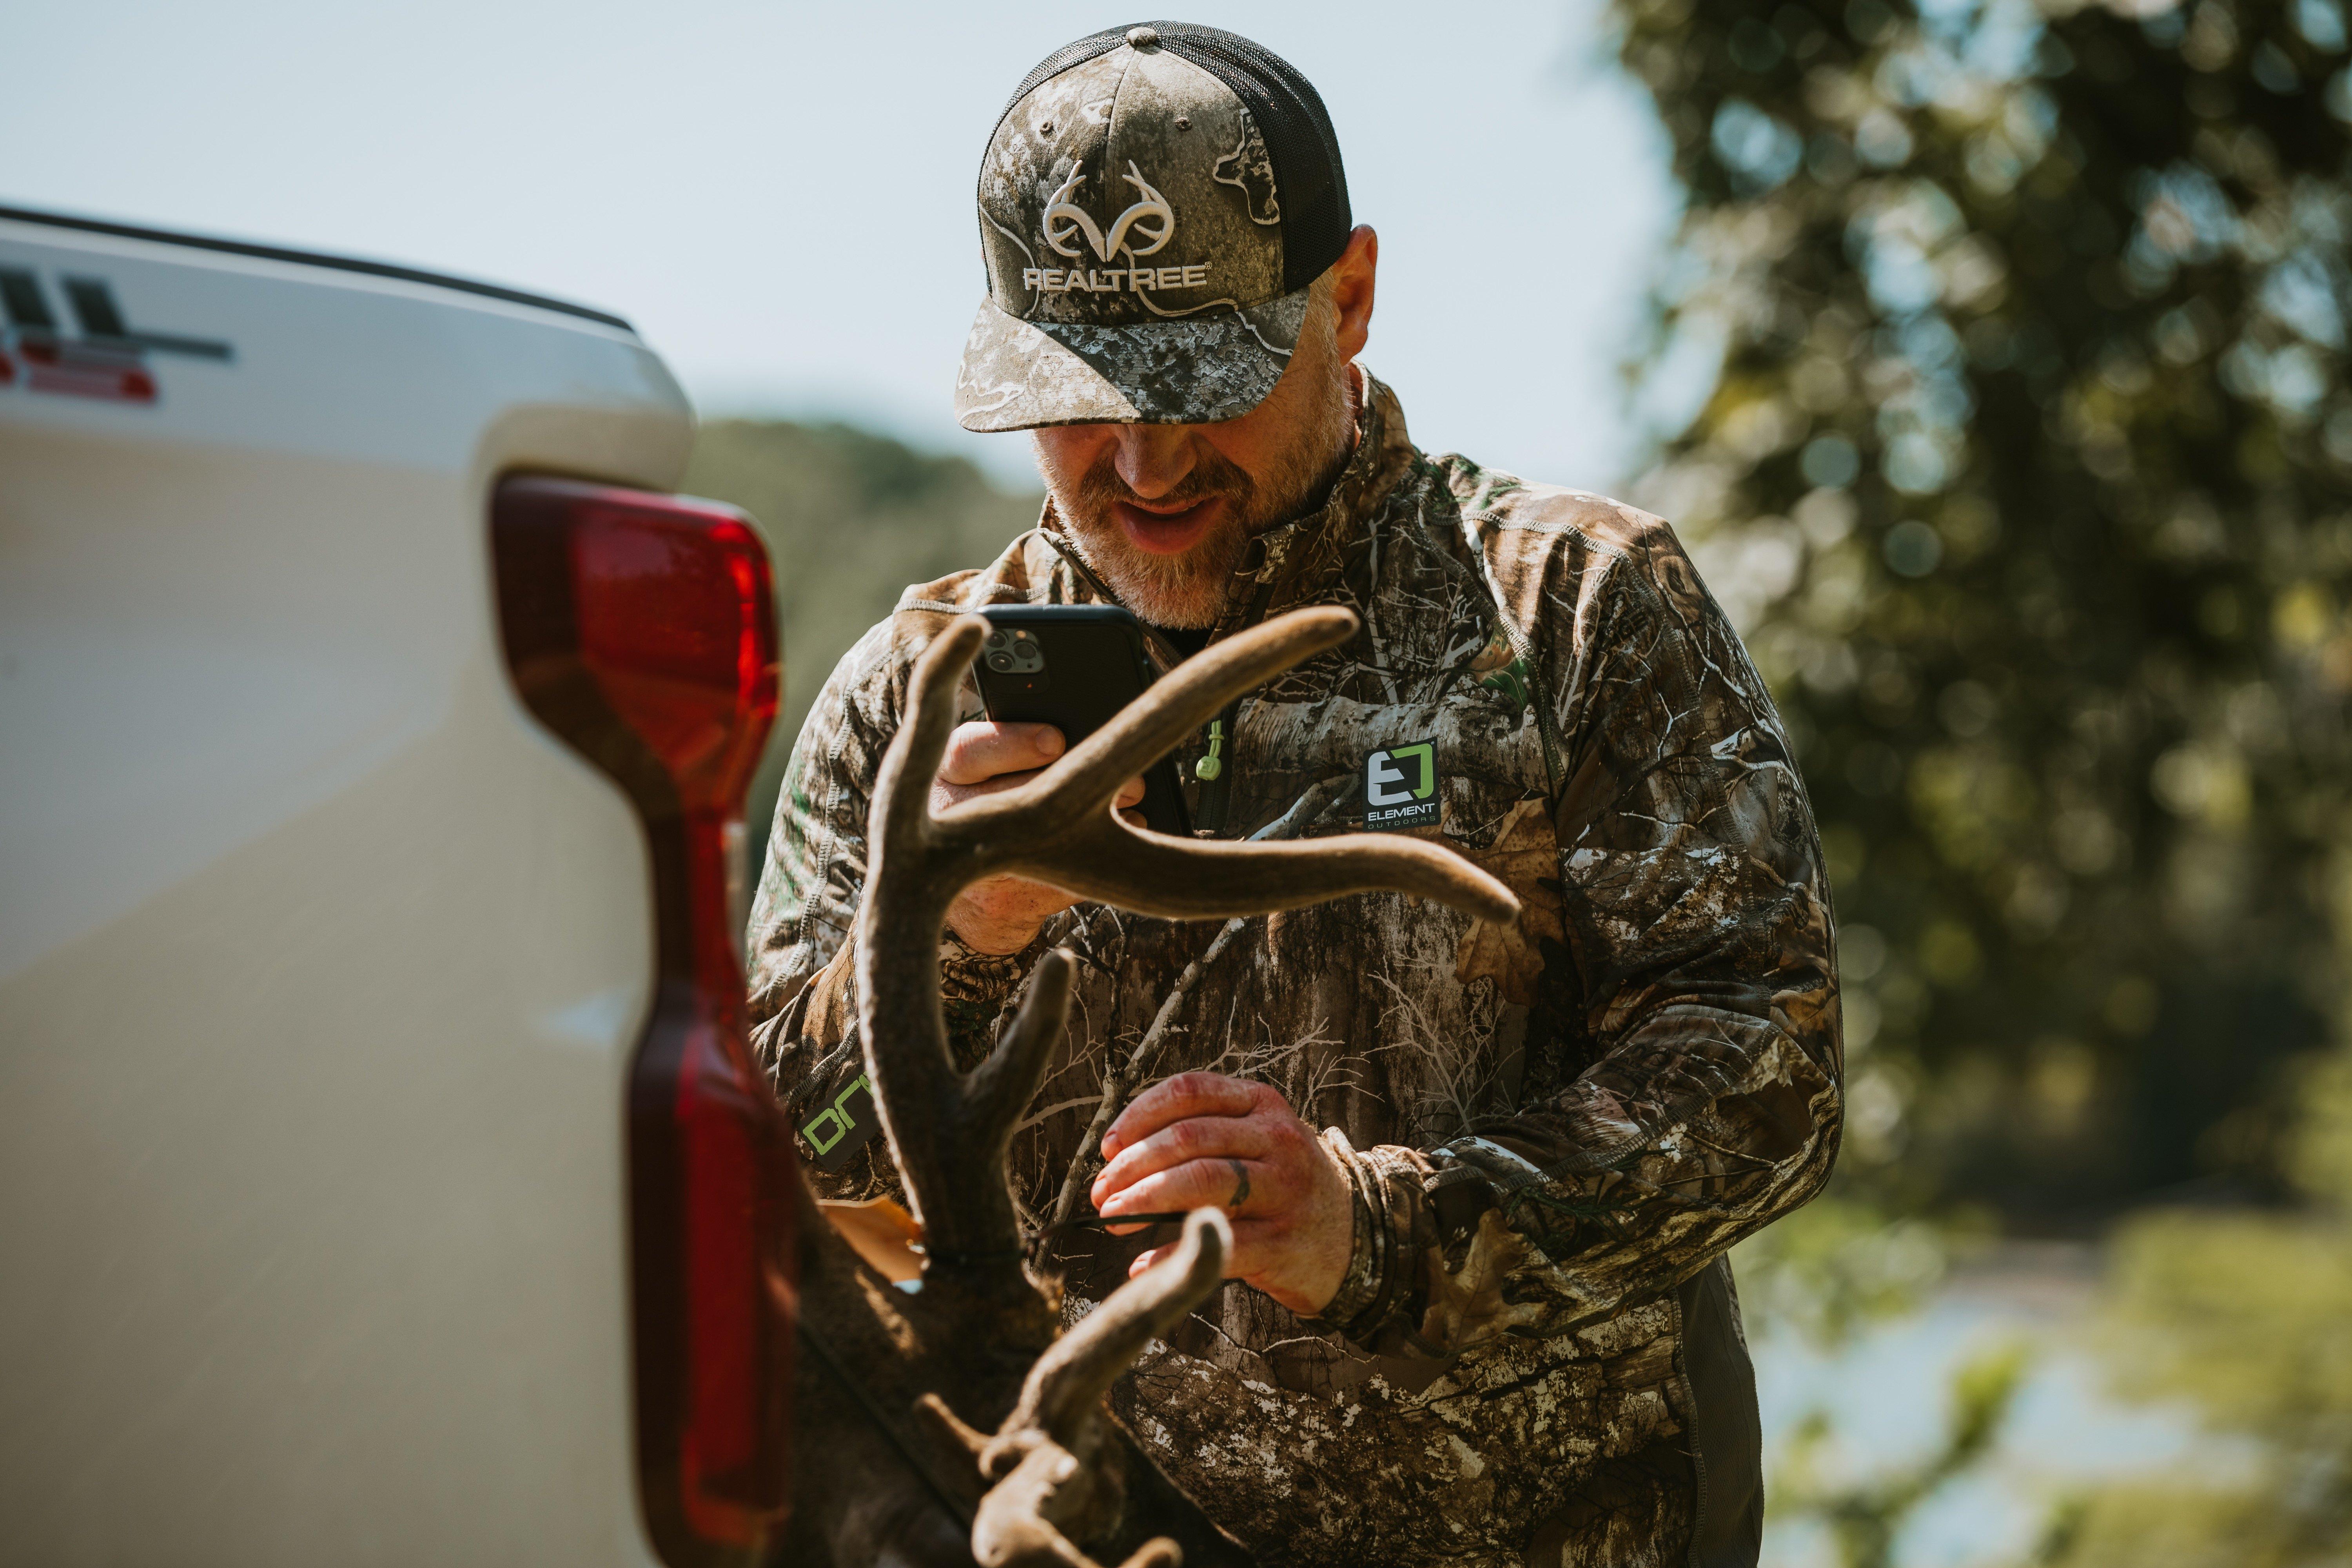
1774,1343 -> 2032,1567
1610,0 -> 2352,1218
681,421 -> 1038,862
2035,1042 -> 2352,1564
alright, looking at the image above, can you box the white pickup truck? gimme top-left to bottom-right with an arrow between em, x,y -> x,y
1,205 -> 798,1567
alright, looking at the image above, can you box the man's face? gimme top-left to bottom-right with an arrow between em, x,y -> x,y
1031,289 -> 1357,630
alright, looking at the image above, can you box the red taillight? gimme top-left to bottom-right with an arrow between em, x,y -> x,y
492,475 -> 792,1564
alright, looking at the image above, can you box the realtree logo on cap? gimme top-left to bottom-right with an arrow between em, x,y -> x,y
1022,160 -> 1211,297
1046,162 -> 1172,261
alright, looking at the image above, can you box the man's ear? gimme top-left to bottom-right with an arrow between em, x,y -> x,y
1330,225 -> 1378,363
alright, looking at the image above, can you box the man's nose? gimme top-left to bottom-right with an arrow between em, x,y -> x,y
1112,424 -> 1198,499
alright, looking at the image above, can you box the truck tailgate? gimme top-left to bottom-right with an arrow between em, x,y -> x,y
0,209 -> 691,1566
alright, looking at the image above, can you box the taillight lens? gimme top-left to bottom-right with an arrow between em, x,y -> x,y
492,475 -> 791,1564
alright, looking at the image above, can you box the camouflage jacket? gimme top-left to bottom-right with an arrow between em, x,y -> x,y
747,377 -> 1842,1568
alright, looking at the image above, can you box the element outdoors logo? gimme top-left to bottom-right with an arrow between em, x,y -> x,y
1363,741 -> 1439,831
1044,160 -> 1173,262
798,1071 -> 880,1175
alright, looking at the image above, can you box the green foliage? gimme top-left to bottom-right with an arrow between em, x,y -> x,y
2104,1210 -> 2352,1453
2040,1053 -> 2352,1565
681,420 -> 1040,849
2292,996 -> 2352,1200
1731,1194 -> 1975,1343
1609,0 -> 2352,1214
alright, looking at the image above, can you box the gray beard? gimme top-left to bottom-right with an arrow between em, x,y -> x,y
1054,508 -> 1253,629
1042,373 -> 1357,630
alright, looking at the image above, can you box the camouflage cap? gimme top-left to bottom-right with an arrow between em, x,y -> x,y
956,22 -> 1352,432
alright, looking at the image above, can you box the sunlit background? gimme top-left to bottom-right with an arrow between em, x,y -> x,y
16,2 -> 2352,1564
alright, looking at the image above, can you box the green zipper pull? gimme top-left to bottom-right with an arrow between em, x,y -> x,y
1194,720 -> 1224,782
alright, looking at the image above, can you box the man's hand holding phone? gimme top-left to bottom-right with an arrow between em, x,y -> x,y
933,720 -> 1146,954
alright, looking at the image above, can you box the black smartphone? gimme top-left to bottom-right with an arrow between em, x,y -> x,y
975,604 -> 1191,837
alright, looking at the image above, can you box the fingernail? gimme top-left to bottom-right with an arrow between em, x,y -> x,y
1036,729 -> 1064,756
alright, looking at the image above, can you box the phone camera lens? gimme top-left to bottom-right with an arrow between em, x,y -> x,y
986,651 -> 1016,672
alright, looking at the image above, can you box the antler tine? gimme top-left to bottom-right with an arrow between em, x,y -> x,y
942,608 -> 1358,847
997,1209 -> 1230,1450
969,1212 -> 1230,1568
934,603 -> 1518,929
873,615 -> 987,856
967,950 -> 1077,1166
856,616 -> 1051,1266
1006,815 -> 1517,928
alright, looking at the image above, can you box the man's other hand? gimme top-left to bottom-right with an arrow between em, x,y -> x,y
1091,1071 -> 1354,1318
935,720 -> 1145,955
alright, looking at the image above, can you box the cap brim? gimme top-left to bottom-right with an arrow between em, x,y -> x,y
954,286 -> 1312,432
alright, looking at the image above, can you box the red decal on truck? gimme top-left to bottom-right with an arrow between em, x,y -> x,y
18,336 -> 157,403
0,266 -> 231,406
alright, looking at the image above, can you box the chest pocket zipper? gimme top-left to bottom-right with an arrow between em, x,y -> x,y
1193,707 -> 1241,834
1183,573 -> 1278,837
1194,720 -> 1225,782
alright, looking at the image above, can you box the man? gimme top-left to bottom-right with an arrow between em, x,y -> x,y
748,22 -> 1840,1568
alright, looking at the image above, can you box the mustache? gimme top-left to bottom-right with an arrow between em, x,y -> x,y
1072,443 -> 1258,516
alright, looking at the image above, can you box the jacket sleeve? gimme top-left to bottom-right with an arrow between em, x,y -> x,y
744,617 -> 1042,1195
1313,522 -> 1843,1356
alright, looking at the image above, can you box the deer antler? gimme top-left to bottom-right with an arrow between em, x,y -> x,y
853,607 -> 1516,1566
853,606 -> 1518,1267
970,1211 -> 1234,1568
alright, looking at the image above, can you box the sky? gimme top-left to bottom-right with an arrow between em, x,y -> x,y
9,0 -> 1680,490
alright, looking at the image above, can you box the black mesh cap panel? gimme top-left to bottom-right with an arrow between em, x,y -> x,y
1145,23 -> 1352,293
987,22 -> 1352,296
